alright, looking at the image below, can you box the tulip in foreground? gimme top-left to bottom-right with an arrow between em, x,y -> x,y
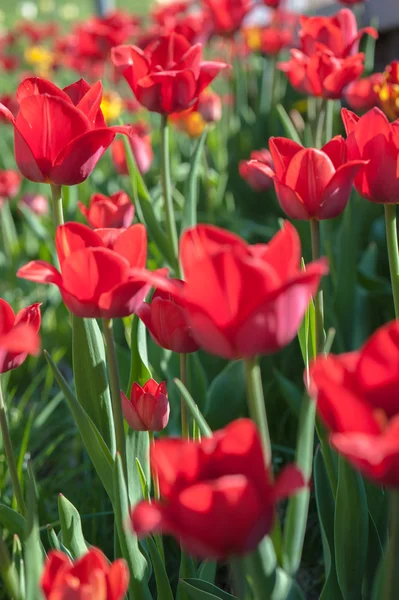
132,418 -> 305,558
112,33 -> 228,114
41,547 -> 129,600
0,299 -> 41,373
78,191 -> 134,229
17,222 -> 165,318
257,136 -> 365,220
121,379 -> 169,431
309,320 -> 399,487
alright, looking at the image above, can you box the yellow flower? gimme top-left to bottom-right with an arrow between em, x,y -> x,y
244,27 -> 262,52
25,46 -> 54,70
100,92 -> 124,123
378,61 -> 399,121
185,112 -> 206,137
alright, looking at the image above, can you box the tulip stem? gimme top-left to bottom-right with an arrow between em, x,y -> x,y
180,354 -> 189,439
0,379 -> 26,517
102,318 -> 128,484
384,204 -> 399,318
148,431 -> 165,564
383,491 -> 399,600
310,219 -> 324,353
50,184 -> 64,228
160,115 -> 179,274
244,357 -> 271,466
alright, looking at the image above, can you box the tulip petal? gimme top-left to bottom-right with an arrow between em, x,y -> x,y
318,160 -> 364,219
174,44 -> 202,77
15,302 -> 41,332
112,224 -> 147,268
17,77 -> 71,104
111,45 -> 149,92
321,135 -> 346,169
341,107 -> 360,135
147,33 -> 192,70
197,61 -> 229,94
131,501 -> 166,536
107,560 -> 130,600
273,465 -> 306,500
150,437 -> 204,498
76,80 -> 106,128
0,299 -> 15,335
41,551 -> 71,597
56,222 -> 103,266
273,179 -> 310,220
17,260 -> 62,286
256,221 -> 302,280
14,126 -> 46,182
137,70 -> 198,114
0,102 -> 16,123
269,137 -> 303,180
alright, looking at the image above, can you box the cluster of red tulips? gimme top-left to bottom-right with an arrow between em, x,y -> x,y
1,0 -> 399,598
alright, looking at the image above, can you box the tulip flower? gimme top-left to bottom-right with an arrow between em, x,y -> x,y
309,320 -> 399,487
157,222 -> 327,359
137,280 -> 199,353
299,10 -> 377,59
344,73 -> 383,113
111,122 -> 153,175
253,136 -> 365,220
17,222 -> 166,319
0,299 -> 41,373
121,379 -> 170,431
0,77 -> 129,186
378,61 -> 399,121
278,48 -> 365,100
197,89 -> 222,123
78,191 -> 134,229
111,33 -> 228,114
0,170 -> 22,207
342,107 -> 399,204
239,149 -> 274,191
20,193 -> 49,216
41,547 -> 129,600
132,418 -> 305,558
204,0 -> 252,36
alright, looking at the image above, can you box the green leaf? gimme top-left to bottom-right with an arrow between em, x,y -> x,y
146,536 -> 174,600
187,353 -> 208,413
46,526 -> 61,551
24,465 -> 43,600
45,351 -> 114,502
113,454 -> 151,600
182,128 -> 208,230
72,316 -> 115,454
0,535 -> 21,600
58,494 -> 88,558
126,430 -> 150,507
243,536 -> 277,598
0,505 -> 26,539
135,458 -> 151,501
127,314 -> 151,392
197,561 -> 216,585
273,370 -> 301,417
334,457 -> 368,600
179,578 -> 239,600
205,361 -> 246,429
174,378 -> 212,437
276,104 -> 302,144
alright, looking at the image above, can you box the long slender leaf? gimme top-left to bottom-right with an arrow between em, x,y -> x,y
58,494 -> 88,558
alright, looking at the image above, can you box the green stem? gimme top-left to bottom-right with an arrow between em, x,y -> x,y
314,99 -> 327,149
0,536 -> 20,600
160,115 -> 179,273
180,354 -> 189,439
50,184 -> 64,228
0,380 -> 26,517
384,204 -> 399,318
102,319 -> 127,483
310,219 -> 325,353
148,431 -> 165,563
244,357 -> 271,466
383,491 -> 399,600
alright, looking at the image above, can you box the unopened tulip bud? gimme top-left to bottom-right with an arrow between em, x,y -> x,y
121,379 -> 170,432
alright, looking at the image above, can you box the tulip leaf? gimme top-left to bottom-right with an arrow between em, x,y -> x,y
135,457 -> 151,501
45,351 -> 114,502
126,429 -> 150,507
334,456 -> 368,600
128,314 -> 151,392
197,561 -> 216,585
205,361 -> 246,429
273,569 -> 306,600
113,453 -> 151,600
182,128 -> 208,231
276,104 -> 302,145
179,578 -> 239,600
46,526 -> 61,551
187,353 -> 208,412
243,536 -> 277,598
174,378 -> 212,437
146,535 -> 174,600
0,505 -> 26,539
58,494 -> 88,558
0,535 -> 21,600
72,315 -> 115,455
24,465 -> 43,600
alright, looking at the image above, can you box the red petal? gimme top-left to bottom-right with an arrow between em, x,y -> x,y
112,224 -> 147,268
75,80 -> 106,128
319,160 -> 364,219
41,551 -> 71,597
268,137 -> 303,181
197,61 -> 229,94
17,261 -> 62,286
273,179 -> 310,220
15,302 -> 41,332
273,464 -> 306,500
56,222 -> 103,266
0,299 -> 15,335
17,77 -> 71,104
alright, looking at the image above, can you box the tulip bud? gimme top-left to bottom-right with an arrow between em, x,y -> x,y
121,379 -> 170,432
239,149 -> 274,191
78,191 -> 134,229
197,90 -> 222,123
20,193 -> 49,216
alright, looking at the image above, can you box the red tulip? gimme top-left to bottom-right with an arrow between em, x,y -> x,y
157,222 -> 327,359
137,280 -> 199,353
299,9 -> 377,59
0,94 -> 18,123
17,222 -> 165,319
239,149 -> 274,191
41,547 -> 129,600
344,73 -> 383,113
342,107 -> 399,204
20,193 -> 49,216
278,48 -> 365,99
78,191 -> 134,229
121,379 -> 170,431
0,170 -> 21,206
0,77 -> 129,186
260,27 -> 292,56
132,418 -> 305,558
111,122 -> 153,175
256,136 -> 365,219
309,320 -> 399,487
197,89 -> 222,123
0,299 -> 41,373
204,0 -> 252,36
112,33 -> 228,114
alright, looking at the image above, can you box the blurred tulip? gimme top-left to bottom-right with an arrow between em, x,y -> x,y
112,33 -> 228,114
378,61 -> 399,121
121,379 -> 169,431
309,320 -> 399,487
204,0 -> 252,36
0,77 -> 130,186
259,136 -> 364,219
100,91 -> 124,123
78,191 -> 134,229
170,109 -> 206,137
138,280 -> 199,353
342,107 -> 399,204
0,170 -> 22,206
344,73 -> 383,112
17,222 -> 165,319
239,149 -> 274,191
41,547 -> 129,600
0,94 -> 18,123
0,299 -> 41,373
132,418 -> 305,558
20,193 -> 49,216
111,122 -> 153,175
197,89 -> 222,122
